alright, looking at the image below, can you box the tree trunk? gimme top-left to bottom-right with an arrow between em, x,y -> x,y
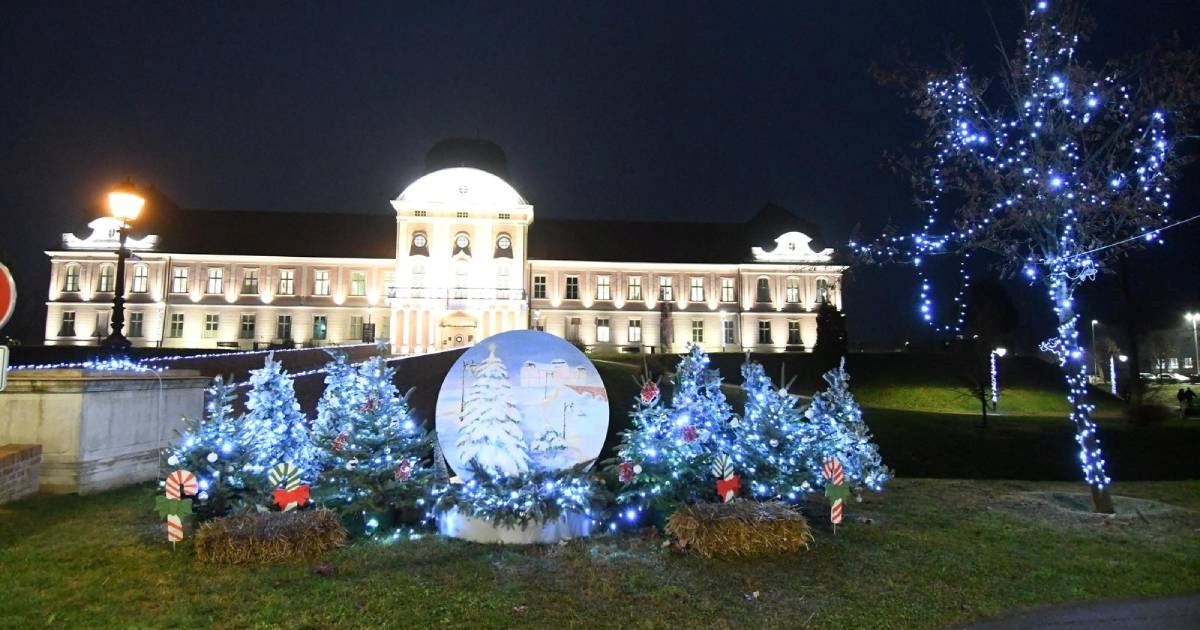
1119,254 -> 1143,406
1050,277 -> 1115,514
979,383 -> 989,428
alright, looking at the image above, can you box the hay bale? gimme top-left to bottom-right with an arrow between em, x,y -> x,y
195,509 -> 346,564
665,500 -> 814,558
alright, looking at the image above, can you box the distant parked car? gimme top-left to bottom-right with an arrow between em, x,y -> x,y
1139,372 -> 1157,382
1158,373 -> 1190,383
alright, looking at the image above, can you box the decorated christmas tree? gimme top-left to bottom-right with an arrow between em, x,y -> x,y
313,356 -> 432,532
456,344 -> 530,476
311,351 -> 358,471
801,359 -> 891,494
738,358 -> 815,502
240,354 -> 318,483
164,375 -> 255,519
611,346 -> 737,520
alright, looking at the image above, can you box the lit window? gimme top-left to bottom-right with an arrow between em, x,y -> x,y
720,277 -> 735,302
168,314 -> 184,338
723,320 -> 735,345
596,318 -> 611,343
758,320 -> 772,344
131,265 -> 149,293
495,263 -> 509,297
596,275 -> 611,301
628,276 -> 643,301
689,277 -> 704,302
276,315 -> 292,340
202,314 -> 220,338
628,319 -> 642,343
565,276 -> 580,300
312,315 -> 328,341
788,321 -> 801,345
349,315 -> 364,340
658,277 -> 673,301
456,211 -> 469,219
498,212 -> 511,220
278,269 -> 295,295
239,315 -> 256,339
786,277 -> 800,303
242,269 -> 259,294
313,270 -> 330,296
756,278 -> 771,303
59,311 -> 76,336
97,265 -> 115,293
129,312 -> 144,337
691,320 -> 704,343
206,268 -> 224,294
350,271 -> 367,296
533,275 -> 547,300
453,265 -> 468,299
170,267 -> 189,294
63,264 -> 81,292
413,210 -> 427,217
567,317 -> 582,342
816,278 -> 830,303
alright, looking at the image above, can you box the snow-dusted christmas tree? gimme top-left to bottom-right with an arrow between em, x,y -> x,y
456,344 -> 530,476
311,351 -> 358,471
738,358 -> 815,502
240,354 -> 318,482
164,375 -> 255,519
801,359 -> 891,494
313,356 -> 431,531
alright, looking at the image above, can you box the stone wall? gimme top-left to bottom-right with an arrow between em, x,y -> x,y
0,369 -> 208,494
0,444 -> 42,503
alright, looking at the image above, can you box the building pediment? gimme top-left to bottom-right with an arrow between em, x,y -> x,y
750,231 -> 833,263
62,217 -> 158,251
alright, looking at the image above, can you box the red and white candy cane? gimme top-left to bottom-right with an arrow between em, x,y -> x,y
822,458 -> 845,526
164,470 -> 197,543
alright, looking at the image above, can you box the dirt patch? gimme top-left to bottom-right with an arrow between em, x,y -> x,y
994,491 -> 1189,534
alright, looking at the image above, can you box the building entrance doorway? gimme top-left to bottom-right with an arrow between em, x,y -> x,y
440,312 -> 477,349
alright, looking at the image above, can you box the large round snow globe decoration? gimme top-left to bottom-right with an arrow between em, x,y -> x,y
434,330 -> 609,542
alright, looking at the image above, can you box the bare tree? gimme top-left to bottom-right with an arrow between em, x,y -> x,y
859,3 -> 1189,513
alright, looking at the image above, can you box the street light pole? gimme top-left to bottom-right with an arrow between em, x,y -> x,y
1186,313 -> 1200,377
101,179 -> 145,352
1090,319 -> 1099,378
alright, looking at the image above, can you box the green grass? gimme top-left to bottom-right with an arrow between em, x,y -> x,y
1,480 -> 1197,628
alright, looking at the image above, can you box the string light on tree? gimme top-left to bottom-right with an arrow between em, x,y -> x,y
990,347 -> 1007,407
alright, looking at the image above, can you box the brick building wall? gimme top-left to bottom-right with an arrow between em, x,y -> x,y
0,444 -> 42,504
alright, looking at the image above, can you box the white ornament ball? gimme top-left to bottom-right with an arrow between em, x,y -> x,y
730,418 -> 741,428
633,465 -> 643,474
167,455 -> 179,466
769,439 -> 779,448
206,452 -> 218,463
346,458 -> 359,471
198,491 -> 209,501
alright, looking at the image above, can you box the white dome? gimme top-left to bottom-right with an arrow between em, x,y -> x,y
396,167 -> 527,207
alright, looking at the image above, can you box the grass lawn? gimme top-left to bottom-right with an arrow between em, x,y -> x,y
1,479 -> 1197,628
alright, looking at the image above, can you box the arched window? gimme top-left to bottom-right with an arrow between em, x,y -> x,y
494,233 -> 513,258
816,278 -> 829,304
131,264 -> 149,293
755,277 -> 771,303
409,232 -> 429,257
453,233 -> 471,257
785,277 -> 800,303
97,264 -> 115,293
63,263 -> 81,292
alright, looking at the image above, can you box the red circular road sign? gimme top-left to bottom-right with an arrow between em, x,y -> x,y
0,263 -> 15,332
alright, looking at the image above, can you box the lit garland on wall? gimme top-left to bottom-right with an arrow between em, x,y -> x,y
11,357 -> 164,372
141,342 -> 383,364
852,1 -> 1177,509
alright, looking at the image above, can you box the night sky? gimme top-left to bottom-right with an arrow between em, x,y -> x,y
2,1 -> 1198,349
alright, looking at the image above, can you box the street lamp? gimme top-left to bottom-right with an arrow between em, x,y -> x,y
1186,313 -> 1200,376
1090,319 -> 1099,376
990,347 -> 1007,408
100,179 -> 145,351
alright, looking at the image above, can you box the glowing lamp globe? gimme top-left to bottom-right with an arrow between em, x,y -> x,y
108,189 -> 144,223
993,347 -> 1008,357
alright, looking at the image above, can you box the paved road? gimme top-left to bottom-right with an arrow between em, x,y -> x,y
964,594 -> 1200,629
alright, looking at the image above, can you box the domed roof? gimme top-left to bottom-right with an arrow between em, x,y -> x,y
395,167 -> 527,207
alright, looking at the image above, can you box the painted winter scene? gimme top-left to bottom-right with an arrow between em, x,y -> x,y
435,330 -> 609,480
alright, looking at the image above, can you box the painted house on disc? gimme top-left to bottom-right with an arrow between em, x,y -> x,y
43,140 -> 847,354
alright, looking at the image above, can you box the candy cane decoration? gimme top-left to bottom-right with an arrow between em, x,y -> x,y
711,454 -> 741,503
163,469 -> 197,544
822,458 -> 848,532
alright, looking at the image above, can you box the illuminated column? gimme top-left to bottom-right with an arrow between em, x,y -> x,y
398,308 -> 409,353
427,310 -> 437,352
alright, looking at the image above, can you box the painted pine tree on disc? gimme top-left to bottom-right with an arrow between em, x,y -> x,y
456,344 -> 530,476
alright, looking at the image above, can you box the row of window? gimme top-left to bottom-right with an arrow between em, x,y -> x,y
56,311 -> 369,341
409,232 -> 513,258
549,318 -> 803,346
532,275 -> 830,304
60,263 -> 380,298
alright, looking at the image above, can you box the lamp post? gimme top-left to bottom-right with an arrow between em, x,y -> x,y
100,179 -> 145,351
1186,313 -> 1200,377
990,347 -> 1007,409
1090,319 -> 1099,377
